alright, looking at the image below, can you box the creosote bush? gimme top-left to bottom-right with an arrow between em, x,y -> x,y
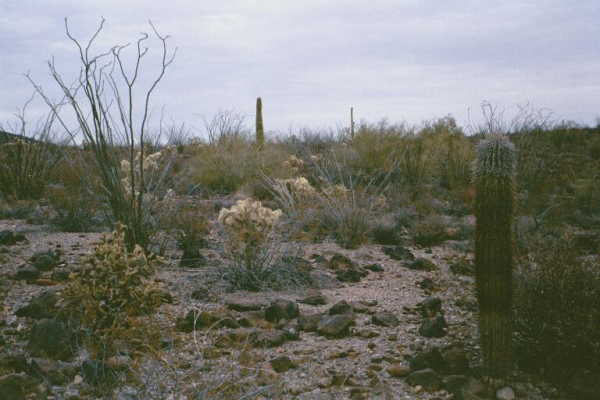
60,224 -> 165,356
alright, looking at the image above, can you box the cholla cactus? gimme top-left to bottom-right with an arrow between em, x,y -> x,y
473,134 -> 516,378
321,183 -> 350,200
279,177 -> 317,199
218,198 -> 282,267
61,224 -> 164,354
256,97 -> 264,149
283,155 -> 304,174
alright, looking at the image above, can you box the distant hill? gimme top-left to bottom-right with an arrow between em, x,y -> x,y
0,130 -> 42,145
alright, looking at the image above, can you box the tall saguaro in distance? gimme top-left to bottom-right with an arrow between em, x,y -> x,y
256,97 -> 264,149
473,134 -> 516,378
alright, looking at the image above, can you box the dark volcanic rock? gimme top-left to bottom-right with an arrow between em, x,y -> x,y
419,315 -> 448,338
371,312 -> 400,327
408,347 -> 447,372
382,245 -> 415,261
364,263 -> 384,272
270,356 -> 296,373
417,296 -> 442,318
29,250 -> 61,271
0,230 -> 27,246
226,299 -> 267,312
328,300 -> 353,315
298,314 -> 322,332
408,257 -> 437,271
13,265 -> 40,281
336,266 -> 369,283
28,319 -> 74,360
406,368 -> 442,391
317,314 -> 355,338
265,299 -> 299,323
298,292 -> 328,306
15,291 -> 58,319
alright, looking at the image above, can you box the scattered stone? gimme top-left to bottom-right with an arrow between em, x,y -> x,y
382,245 -> 414,261
298,314 -> 322,332
419,315 -> 448,338
336,266 -> 369,283
388,364 -> 411,378
29,250 -> 61,271
418,277 -> 435,291
298,292 -> 328,306
176,310 -> 226,332
226,299 -> 267,312
28,319 -> 74,360
190,287 -> 211,301
270,356 -> 296,373
408,257 -> 437,271
417,297 -> 442,317
0,230 -> 27,246
356,329 -> 379,339
328,300 -> 353,315
51,268 -> 70,282
15,291 -> 58,319
406,368 -> 442,391
496,386 -> 515,400
359,299 -> 378,307
327,253 -> 355,270
251,330 -> 289,348
317,314 -> 355,338
408,347 -> 446,372
265,299 -> 299,323
371,312 -> 400,327
13,265 -> 40,281
364,263 -> 384,272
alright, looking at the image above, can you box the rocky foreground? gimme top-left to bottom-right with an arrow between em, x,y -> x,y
0,218 -> 592,399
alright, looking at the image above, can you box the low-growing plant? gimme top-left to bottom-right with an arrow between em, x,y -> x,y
412,214 -> 449,247
0,103 -> 62,201
60,224 -> 166,357
513,229 -> 600,387
217,198 -> 312,291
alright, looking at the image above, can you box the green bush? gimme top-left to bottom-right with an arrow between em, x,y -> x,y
61,225 -> 165,357
513,229 -> 600,386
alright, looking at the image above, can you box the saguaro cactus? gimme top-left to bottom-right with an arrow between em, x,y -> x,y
473,134 -> 516,378
256,97 -> 264,148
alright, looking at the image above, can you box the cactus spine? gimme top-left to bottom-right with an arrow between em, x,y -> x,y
473,134 -> 516,378
256,97 -> 264,149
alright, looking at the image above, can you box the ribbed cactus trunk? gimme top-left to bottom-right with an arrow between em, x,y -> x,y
474,134 -> 516,378
256,97 -> 264,149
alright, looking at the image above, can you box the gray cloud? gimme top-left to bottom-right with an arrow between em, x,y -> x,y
1,0 -> 598,136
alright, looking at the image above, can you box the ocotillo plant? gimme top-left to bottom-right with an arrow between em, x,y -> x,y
473,134 -> 516,378
256,97 -> 264,149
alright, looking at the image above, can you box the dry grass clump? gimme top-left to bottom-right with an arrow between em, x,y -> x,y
60,225 -> 166,357
513,228 -> 600,386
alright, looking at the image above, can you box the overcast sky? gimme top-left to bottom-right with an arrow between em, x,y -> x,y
1,0 -> 599,138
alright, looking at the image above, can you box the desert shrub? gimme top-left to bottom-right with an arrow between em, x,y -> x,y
370,214 -> 403,245
0,109 -> 62,201
157,194 -> 211,265
420,116 -> 474,191
513,229 -> 600,386
412,214 -> 449,247
217,198 -> 311,290
60,225 -> 165,357
47,150 -> 106,232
